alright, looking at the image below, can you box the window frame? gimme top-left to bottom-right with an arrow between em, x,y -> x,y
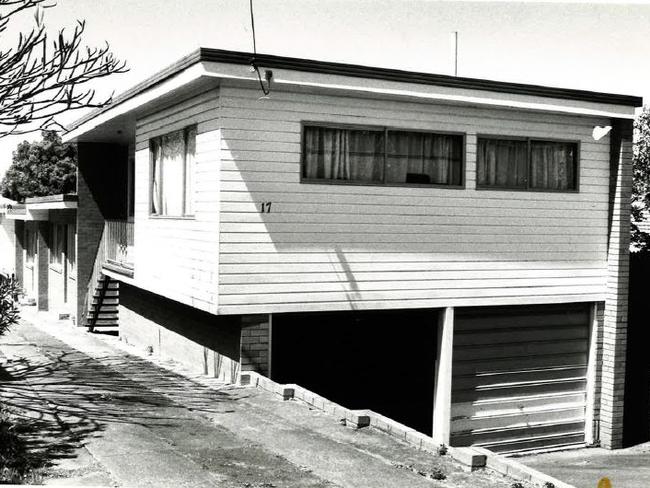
148,124 -> 198,219
476,134 -> 581,193
300,122 -> 466,190
67,224 -> 76,278
49,223 -> 66,273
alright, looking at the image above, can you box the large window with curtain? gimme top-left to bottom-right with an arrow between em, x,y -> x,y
150,125 -> 197,216
302,125 -> 464,187
477,137 -> 578,191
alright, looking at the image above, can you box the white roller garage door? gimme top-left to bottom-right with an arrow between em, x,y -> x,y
450,303 -> 590,454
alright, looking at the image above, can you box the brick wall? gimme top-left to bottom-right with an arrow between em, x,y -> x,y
600,119 -> 633,449
76,142 -> 128,325
36,221 -> 49,311
590,301 -> 605,444
13,220 -> 24,286
240,314 -> 271,376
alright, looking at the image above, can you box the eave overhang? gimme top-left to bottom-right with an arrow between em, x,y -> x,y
64,48 -> 643,144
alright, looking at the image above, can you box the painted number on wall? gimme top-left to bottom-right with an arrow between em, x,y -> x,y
260,202 -> 272,213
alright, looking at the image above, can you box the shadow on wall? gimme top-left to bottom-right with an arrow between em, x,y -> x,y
0,329 -> 248,474
119,283 -> 241,374
624,251 -> 650,447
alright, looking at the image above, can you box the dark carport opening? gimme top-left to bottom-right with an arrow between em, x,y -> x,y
271,308 -> 438,435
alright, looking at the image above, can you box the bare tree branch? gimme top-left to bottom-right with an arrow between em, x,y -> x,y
0,0 -> 127,137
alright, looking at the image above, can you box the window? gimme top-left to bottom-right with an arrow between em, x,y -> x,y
150,125 -> 197,216
477,137 -> 578,191
302,125 -> 464,187
49,224 -> 66,269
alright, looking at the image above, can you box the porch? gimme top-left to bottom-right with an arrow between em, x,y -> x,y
102,219 -> 134,277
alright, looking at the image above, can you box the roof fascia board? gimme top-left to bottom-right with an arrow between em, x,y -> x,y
204,62 -> 636,119
66,55 -> 638,142
26,201 -> 77,210
7,209 -> 49,221
201,49 -> 641,107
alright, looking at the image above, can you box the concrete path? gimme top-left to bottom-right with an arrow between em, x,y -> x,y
520,443 -> 650,488
0,313 -> 514,488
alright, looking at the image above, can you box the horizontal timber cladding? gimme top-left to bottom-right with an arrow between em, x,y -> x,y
216,82 -> 611,314
450,303 -> 591,454
132,87 -> 221,313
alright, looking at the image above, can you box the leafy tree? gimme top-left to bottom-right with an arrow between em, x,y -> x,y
0,0 -> 127,137
632,107 -> 650,251
0,130 -> 76,201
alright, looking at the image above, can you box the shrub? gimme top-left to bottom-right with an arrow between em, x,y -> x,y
0,276 -> 19,337
0,407 -> 38,484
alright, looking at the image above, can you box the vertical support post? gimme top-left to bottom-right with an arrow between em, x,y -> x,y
267,313 -> 273,379
433,307 -> 454,445
36,221 -> 49,311
585,302 -> 600,445
600,119 -> 633,449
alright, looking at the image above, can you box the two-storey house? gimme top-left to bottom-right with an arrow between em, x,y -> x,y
63,49 -> 641,454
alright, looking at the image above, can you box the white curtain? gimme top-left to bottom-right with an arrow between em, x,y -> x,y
184,126 -> 197,215
151,141 -> 163,214
530,141 -> 574,190
160,131 -> 184,216
303,127 -> 383,182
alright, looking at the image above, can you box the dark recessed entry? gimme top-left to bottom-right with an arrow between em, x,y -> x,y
271,308 -> 438,434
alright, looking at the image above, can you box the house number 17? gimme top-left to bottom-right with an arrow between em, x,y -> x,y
260,202 -> 272,213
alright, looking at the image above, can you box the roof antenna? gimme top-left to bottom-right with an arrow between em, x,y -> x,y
249,0 -> 271,97
451,31 -> 458,76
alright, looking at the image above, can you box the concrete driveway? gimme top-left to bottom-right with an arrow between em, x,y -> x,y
520,443 -> 650,488
0,313 -> 515,488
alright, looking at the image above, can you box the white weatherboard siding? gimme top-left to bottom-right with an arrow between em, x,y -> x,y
0,216 -> 15,276
133,88 -> 221,314
217,82 -> 611,315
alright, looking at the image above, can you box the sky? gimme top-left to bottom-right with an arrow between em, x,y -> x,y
1,0 -> 650,176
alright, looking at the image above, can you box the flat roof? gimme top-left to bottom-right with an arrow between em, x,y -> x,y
67,48 -> 643,133
24,193 -> 78,204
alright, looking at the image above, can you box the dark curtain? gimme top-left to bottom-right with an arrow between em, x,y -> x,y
303,126 -> 384,182
386,132 -> 462,185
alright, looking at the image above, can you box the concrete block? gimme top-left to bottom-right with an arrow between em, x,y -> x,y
449,447 -> 486,471
346,412 -> 370,429
281,387 -> 294,401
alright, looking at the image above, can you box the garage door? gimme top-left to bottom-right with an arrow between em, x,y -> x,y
450,303 -> 590,454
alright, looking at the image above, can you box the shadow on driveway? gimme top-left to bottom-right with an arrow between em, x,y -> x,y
0,324 -> 247,474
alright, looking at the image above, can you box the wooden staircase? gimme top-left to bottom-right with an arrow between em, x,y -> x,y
87,274 -> 119,331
